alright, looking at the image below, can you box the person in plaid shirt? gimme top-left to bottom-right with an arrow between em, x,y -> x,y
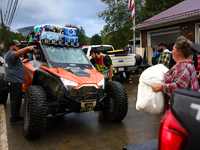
151,40 -> 199,111
157,41 -> 171,68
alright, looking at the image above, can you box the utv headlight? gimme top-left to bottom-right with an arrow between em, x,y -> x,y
97,78 -> 105,89
60,77 -> 79,90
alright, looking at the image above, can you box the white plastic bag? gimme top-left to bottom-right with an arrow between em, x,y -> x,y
136,64 -> 169,115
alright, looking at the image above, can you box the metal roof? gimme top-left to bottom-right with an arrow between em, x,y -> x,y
136,0 -> 200,29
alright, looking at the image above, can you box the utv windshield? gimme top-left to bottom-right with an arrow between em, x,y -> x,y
43,45 -> 90,64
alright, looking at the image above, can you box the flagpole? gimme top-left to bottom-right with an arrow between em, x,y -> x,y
129,0 -> 135,54
133,15 -> 135,54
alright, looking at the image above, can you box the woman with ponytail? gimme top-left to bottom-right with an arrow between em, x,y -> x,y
151,40 -> 199,111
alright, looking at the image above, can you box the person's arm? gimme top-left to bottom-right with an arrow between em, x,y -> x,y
162,64 -> 190,97
14,46 -> 36,59
22,58 -> 29,63
108,65 -> 114,82
104,56 -> 113,81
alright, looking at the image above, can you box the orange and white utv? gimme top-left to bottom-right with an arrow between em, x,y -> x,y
0,39 -> 128,139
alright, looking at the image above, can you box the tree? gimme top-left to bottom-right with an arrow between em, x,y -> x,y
142,0 -> 184,20
78,26 -> 88,45
90,34 -> 102,45
98,0 -> 184,49
98,0 -> 132,49
0,23 -> 25,53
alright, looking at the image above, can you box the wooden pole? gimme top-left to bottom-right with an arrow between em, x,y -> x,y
0,9 -> 6,54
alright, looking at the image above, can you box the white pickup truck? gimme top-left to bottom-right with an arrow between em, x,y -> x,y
81,45 -> 141,79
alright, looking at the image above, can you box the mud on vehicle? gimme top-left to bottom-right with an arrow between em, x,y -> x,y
0,39 -> 128,139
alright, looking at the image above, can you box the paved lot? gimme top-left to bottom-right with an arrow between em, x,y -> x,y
0,66 -> 162,150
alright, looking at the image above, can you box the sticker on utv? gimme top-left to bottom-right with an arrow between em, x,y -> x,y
190,103 -> 200,121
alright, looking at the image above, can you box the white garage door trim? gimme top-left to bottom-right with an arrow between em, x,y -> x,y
195,23 -> 200,43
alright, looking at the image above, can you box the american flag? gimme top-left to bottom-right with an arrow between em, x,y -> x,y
129,0 -> 135,20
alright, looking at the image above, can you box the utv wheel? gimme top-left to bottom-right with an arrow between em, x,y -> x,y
0,73 -> 8,104
23,85 -> 47,139
102,81 -> 128,122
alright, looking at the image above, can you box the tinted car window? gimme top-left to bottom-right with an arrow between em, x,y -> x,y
96,47 -> 113,54
82,48 -> 88,55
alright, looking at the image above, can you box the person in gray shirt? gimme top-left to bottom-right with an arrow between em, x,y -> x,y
4,39 -> 36,125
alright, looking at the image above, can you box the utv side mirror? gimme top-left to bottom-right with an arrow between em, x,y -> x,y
191,43 -> 200,54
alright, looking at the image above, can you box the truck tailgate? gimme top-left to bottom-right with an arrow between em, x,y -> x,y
109,54 -> 136,67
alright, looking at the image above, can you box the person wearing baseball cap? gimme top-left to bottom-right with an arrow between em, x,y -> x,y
157,41 -> 171,68
4,39 -> 36,125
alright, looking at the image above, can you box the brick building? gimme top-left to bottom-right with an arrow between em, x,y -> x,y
135,0 -> 200,49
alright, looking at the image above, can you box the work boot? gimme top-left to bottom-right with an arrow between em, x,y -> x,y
9,116 -> 23,125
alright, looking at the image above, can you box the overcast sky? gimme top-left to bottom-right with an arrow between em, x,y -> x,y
1,0 -> 108,37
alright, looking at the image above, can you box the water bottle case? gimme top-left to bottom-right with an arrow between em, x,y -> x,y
32,24 -> 78,43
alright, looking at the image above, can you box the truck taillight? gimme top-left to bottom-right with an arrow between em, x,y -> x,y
134,55 -> 136,65
158,110 -> 188,150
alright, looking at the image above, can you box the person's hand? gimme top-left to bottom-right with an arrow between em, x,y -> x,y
108,78 -> 112,82
28,45 -> 36,52
22,58 -> 29,63
197,73 -> 200,79
187,39 -> 193,44
151,84 -> 162,92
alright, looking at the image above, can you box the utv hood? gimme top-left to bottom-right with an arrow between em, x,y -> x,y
39,66 -> 104,87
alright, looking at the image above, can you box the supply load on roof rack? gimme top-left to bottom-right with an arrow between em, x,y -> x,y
30,24 -> 78,43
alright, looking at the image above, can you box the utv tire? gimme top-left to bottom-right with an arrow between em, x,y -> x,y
102,81 -> 128,122
0,73 -> 8,104
23,85 -> 47,139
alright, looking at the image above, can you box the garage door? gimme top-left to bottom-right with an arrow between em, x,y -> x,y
149,28 -> 180,50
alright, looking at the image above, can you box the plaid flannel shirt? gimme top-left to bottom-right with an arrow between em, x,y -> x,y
162,60 -> 199,110
158,50 -> 171,68
162,60 -> 199,98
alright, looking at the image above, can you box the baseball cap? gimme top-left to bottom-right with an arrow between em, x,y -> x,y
177,36 -> 186,42
9,40 -> 21,47
158,41 -> 167,47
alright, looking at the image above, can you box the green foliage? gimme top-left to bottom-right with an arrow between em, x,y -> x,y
98,0 -> 132,49
90,34 -> 102,45
98,0 -> 184,49
0,23 -> 25,53
142,0 -> 184,20
78,26 -> 88,45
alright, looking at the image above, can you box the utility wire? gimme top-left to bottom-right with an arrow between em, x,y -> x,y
4,0 -> 11,22
11,0 -> 23,27
7,0 -> 18,27
6,0 -> 14,26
